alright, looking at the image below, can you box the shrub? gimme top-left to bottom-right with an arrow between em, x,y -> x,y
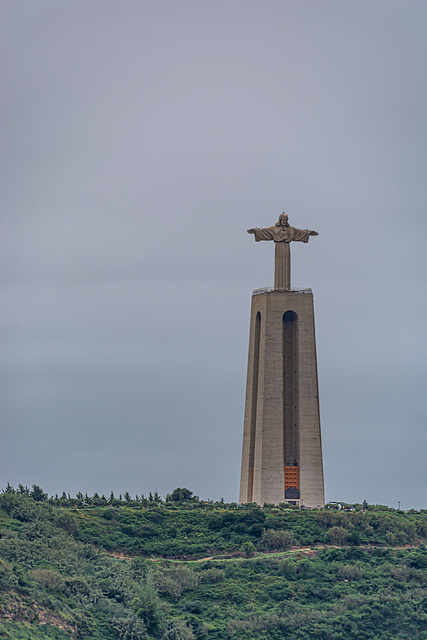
27,569 -> 64,591
198,567 -> 224,583
261,529 -> 293,550
390,565 -> 410,581
112,616 -> 149,640
327,526 -> 348,545
54,512 -> 78,535
338,564 -> 364,580
155,565 -> 198,599
0,559 -> 13,590
161,620 -> 195,640
242,541 -> 256,557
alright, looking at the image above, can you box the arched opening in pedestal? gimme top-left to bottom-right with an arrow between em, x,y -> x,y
283,310 -> 299,500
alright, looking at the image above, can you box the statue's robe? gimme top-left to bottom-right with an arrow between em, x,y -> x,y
253,225 -> 313,243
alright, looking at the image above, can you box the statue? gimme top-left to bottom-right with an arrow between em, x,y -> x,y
247,212 -> 318,243
247,213 -> 318,291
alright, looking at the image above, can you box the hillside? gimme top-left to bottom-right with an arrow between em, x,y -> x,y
0,488 -> 426,639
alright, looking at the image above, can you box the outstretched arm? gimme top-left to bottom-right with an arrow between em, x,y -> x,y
247,226 -> 277,242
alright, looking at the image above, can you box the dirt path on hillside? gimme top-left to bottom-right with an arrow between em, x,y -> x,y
105,544 -> 419,564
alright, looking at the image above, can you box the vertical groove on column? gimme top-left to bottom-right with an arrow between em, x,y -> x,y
283,311 -> 299,472
248,311 -> 261,501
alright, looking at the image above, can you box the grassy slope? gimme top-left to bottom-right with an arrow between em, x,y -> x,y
0,496 -> 426,639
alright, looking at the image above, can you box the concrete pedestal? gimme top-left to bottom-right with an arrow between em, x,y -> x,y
239,288 -> 324,508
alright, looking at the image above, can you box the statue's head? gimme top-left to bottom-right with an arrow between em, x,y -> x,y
276,212 -> 289,227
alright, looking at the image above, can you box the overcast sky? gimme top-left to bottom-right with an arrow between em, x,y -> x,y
1,0 -> 426,509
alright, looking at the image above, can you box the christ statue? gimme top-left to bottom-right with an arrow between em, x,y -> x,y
247,213 -> 318,291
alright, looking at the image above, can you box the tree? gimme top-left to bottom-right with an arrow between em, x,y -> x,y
30,485 -> 47,502
166,488 -> 194,503
17,484 -> 30,496
132,572 -> 163,636
92,492 -> 102,506
75,492 -> 85,507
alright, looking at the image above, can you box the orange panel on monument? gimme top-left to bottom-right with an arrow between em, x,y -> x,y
284,466 -> 299,490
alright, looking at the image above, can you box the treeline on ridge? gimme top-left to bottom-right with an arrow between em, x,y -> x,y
1,483 -> 427,558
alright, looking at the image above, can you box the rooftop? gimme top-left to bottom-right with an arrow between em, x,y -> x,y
252,287 -> 312,296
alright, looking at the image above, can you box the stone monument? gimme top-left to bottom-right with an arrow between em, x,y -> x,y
239,212 -> 325,508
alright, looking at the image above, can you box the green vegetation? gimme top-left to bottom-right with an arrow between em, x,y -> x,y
0,485 -> 426,639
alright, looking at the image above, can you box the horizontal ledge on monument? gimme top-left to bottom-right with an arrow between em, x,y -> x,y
252,287 -> 313,296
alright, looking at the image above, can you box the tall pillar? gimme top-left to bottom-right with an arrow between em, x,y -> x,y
239,289 -> 324,507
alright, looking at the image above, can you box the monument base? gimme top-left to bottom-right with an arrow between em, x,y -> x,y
239,288 -> 324,508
